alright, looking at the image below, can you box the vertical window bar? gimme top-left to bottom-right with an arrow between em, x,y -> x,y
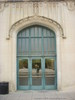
46,30 -> 48,55
42,27 -> 44,56
36,26 -> 38,55
54,34 -> 56,53
45,29 -> 47,55
52,37 -> 55,52
38,27 -> 39,54
34,27 -> 35,54
17,38 -> 19,55
25,30 -> 26,55
29,28 -> 31,55
51,31 -> 54,52
21,32 -> 22,55
50,31 -> 52,53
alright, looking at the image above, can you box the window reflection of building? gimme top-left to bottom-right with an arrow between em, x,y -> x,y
35,64 -> 40,73
46,59 -> 54,70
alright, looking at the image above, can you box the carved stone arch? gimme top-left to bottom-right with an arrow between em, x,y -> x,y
7,15 -> 65,39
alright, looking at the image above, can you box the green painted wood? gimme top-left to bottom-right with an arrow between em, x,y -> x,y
17,25 -> 57,90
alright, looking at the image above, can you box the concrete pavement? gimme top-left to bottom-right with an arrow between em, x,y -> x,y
0,90 -> 75,100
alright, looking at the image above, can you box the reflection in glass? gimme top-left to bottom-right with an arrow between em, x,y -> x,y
19,59 -> 28,85
32,59 -> 42,85
45,59 -> 55,85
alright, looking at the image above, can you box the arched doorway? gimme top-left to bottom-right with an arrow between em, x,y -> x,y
17,25 -> 57,90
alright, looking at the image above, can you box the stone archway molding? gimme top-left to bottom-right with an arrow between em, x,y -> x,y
7,15 -> 65,39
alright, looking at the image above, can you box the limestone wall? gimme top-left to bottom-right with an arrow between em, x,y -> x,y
0,1 -> 75,91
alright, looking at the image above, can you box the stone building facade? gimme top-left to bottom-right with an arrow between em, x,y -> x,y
0,0 -> 75,92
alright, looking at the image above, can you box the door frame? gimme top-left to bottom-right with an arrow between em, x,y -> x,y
30,57 -> 43,90
44,57 -> 57,90
17,57 -> 30,90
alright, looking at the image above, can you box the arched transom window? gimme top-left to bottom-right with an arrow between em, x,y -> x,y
17,25 -> 56,57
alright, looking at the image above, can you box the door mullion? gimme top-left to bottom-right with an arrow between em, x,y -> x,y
17,58 -> 19,89
54,57 -> 57,88
42,58 -> 45,89
29,58 -> 32,89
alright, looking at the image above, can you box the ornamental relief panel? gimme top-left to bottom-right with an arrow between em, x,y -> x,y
0,1 -> 75,13
0,3 -> 9,12
0,3 -> 5,12
66,1 -> 75,11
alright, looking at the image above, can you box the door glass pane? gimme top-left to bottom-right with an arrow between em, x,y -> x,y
32,59 -> 42,85
44,38 -> 47,55
19,59 -> 28,86
45,59 -> 55,85
17,38 -> 21,55
31,38 -> 42,55
31,27 -> 35,37
25,29 -> 29,37
34,27 -> 38,37
22,39 -> 25,55
25,39 -> 29,55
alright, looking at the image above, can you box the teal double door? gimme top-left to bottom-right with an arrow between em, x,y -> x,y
17,25 -> 57,90
17,57 -> 57,90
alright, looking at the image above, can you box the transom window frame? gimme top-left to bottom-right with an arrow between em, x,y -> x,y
17,25 -> 56,57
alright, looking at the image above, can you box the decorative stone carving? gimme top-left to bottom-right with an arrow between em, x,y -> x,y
0,1 -> 75,13
33,2 -> 39,15
0,3 -> 5,12
7,15 -> 65,39
66,1 -> 75,11
0,3 -> 9,12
